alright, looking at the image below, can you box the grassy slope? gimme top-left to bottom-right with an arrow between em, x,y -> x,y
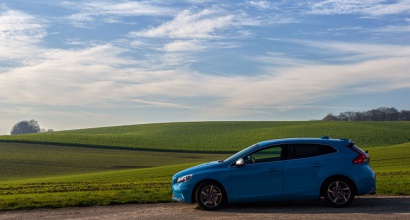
1,121 -> 410,152
0,143 -> 230,180
363,143 -> 410,195
0,142 -> 408,210
0,121 -> 409,210
0,164 -> 192,210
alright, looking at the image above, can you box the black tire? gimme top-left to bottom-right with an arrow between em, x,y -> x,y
323,177 -> 355,208
195,181 -> 226,211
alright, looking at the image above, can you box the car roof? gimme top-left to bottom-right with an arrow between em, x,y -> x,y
257,136 -> 353,147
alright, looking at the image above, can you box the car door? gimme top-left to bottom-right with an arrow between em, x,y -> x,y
229,145 -> 283,202
282,144 -> 332,199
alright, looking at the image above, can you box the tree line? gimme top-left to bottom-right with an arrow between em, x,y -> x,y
6,108 -> 409,135
322,107 -> 410,121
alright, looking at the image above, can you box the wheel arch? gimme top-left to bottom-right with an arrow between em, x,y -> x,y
191,179 -> 228,203
320,175 -> 358,197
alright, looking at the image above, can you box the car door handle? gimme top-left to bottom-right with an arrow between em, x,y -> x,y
312,163 -> 323,167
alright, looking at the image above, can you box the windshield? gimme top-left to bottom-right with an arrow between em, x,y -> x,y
223,144 -> 258,162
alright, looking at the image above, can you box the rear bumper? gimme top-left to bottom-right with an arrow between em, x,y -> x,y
356,170 -> 376,195
368,186 -> 376,195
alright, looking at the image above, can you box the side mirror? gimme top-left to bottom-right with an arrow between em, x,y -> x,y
235,158 -> 245,166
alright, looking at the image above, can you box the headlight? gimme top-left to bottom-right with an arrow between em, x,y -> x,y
177,174 -> 193,183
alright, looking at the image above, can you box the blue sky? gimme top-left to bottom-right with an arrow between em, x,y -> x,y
1,0 -> 410,134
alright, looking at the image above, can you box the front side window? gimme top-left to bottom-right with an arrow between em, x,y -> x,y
244,146 -> 282,164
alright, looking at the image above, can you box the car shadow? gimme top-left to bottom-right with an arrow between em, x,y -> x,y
200,196 -> 410,214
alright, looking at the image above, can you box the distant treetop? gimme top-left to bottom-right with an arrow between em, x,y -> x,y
10,119 -> 53,135
322,107 -> 410,121
10,119 -> 41,135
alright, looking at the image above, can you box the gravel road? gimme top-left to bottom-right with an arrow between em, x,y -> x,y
0,196 -> 409,220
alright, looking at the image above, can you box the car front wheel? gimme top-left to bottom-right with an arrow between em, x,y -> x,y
323,178 -> 355,208
196,181 -> 225,210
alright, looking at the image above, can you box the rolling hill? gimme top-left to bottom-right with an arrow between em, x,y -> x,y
0,121 -> 409,210
1,121 -> 410,152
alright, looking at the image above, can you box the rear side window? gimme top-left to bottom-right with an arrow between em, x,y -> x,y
286,144 -> 336,160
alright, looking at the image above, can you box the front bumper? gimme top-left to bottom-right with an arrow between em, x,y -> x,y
171,183 -> 193,203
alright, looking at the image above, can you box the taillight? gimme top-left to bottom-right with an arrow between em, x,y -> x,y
350,147 -> 369,164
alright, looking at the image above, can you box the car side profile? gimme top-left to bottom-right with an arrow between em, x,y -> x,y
171,136 -> 376,210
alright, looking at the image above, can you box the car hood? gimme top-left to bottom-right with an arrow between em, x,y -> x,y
173,161 -> 221,179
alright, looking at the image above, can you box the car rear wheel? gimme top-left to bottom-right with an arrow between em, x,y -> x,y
196,181 -> 225,210
323,178 -> 355,208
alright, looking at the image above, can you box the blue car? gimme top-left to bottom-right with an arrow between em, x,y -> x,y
171,137 -> 376,210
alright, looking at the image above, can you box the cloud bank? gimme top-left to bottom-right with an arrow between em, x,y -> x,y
0,0 -> 409,133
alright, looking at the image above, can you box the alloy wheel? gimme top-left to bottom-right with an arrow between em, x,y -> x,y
200,185 -> 223,208
327,180 -> 352,205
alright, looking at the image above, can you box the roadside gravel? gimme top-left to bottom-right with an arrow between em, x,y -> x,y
0,196 -> 409,220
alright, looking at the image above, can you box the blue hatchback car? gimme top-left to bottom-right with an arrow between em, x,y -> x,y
171,137 -> 376,210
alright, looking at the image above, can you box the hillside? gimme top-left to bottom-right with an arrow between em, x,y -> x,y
0,142 -> 230,180
0,121 -> 409,210
1,121 -> 410,152
0,142 -> 408,210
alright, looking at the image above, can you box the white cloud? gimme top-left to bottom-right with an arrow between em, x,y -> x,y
1,0 -> 409,133
1,37 -> 408,120
374,24 -> 410,33
132,8 -> 234,39
364,0 -> 410,16
245,0 -> 276,10
269,39 -> 410,62
309,41 -> 410,61
0,9 -> 46,62
128,7 -> 262,53
306,0 -> 371,15
132,99 -> 193,109
204,56 -> 410,118
63,0 -> 175,26
0,44 -> 131,106
163,40 -> 206,52
305,0 -> 410,16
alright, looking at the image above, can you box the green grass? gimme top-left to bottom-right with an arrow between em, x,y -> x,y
362,143 -> 410,195
0,143 -> 230,180
0,141 -> 409,211
0,121 -> 409,211
1,121 -> 410,152
0,142 -> 408,210
0,164 -> 194,210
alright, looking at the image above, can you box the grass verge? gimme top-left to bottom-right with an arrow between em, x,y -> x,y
0,164 -> 193,210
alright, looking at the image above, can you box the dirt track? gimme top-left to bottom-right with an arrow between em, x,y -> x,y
0,196 -> 409,220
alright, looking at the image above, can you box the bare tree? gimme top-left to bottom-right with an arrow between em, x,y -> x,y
10,119 -> 41,135
400,110 -> 410,120
322,113 -> 339,121
41,128 -> 54,132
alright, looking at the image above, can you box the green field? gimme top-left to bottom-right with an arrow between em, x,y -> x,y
0,143 -> 229,180
1,121 -> 410,151
0,121 -> 409,210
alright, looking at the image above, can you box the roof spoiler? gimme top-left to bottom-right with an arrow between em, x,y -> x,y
321,136 -> 355,147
